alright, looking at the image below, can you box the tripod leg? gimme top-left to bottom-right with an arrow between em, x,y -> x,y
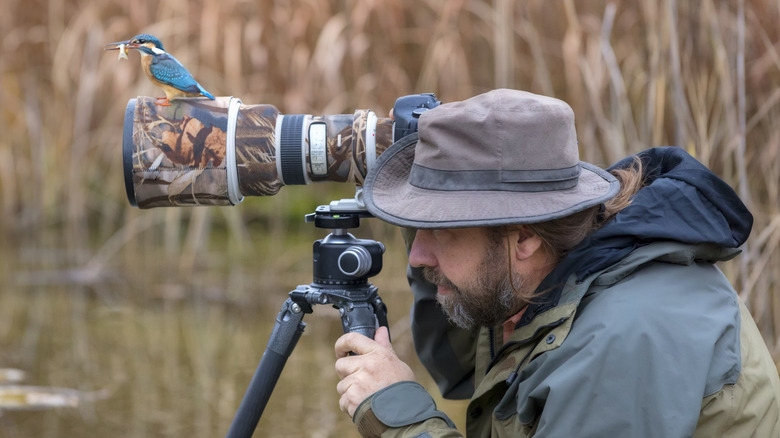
225,298 -> 306,438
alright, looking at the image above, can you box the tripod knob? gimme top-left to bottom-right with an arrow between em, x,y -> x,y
337,245 -> 372,277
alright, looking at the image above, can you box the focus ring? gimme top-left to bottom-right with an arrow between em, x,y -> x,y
279,114 -> 306,185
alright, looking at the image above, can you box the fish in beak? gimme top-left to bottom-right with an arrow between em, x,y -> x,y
104,40 -> 138,61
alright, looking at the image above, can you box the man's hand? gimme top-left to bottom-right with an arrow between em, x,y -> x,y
334,326 -> 415,417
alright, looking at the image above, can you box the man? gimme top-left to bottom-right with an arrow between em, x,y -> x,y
334,89 -> 780,437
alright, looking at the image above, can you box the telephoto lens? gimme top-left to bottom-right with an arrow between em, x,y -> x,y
122,97 -> 396,208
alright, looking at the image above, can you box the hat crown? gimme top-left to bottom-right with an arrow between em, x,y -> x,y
411,89 -> 581,192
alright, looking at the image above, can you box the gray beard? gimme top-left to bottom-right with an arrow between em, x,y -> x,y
434,276 -> 519,330
423,253 -> 526,330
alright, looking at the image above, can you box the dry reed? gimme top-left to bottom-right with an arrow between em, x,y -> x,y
1,0 -> 780,435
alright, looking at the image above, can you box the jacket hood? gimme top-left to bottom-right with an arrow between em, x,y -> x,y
517,147 -> 752,326
570,146 -> 753,280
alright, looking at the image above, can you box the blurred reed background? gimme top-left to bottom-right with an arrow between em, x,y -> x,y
0,0 -> 778,436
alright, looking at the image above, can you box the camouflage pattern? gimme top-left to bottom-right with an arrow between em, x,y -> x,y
129,96 -> 232,208
233,103 -> 281,197
127,96 -> 393,208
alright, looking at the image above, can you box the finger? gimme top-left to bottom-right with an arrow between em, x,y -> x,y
339,391 -> 361,417
334,332 -> 377,358
336,350 -> 379,378
337,379 -> 369,417
339,392 -> 351,415
373,326 -> 392,350
336,374 -> 360,416
334,355 -> 361,379
336,373 -> 353,397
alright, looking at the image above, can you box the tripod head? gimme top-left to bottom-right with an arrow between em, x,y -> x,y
290,201 -> 388,338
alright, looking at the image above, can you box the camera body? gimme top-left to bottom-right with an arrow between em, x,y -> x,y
392,93 -> 441,141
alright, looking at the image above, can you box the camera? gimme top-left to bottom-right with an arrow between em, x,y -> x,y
122,93 -> 440,208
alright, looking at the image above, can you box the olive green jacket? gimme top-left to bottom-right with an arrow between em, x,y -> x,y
352,242 -> 780,437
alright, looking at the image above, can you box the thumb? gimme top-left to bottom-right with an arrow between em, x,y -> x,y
374,326 -> 392,349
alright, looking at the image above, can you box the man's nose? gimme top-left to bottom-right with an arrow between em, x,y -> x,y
409,229 -> 437,268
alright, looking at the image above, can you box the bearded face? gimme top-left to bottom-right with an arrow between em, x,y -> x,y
422,237 -> 528,330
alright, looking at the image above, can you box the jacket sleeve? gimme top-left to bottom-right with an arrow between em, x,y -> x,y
403,227 -> 479,399
353,381 -> 462,438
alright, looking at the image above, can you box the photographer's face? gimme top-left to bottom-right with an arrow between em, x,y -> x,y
410,228 -> 527,329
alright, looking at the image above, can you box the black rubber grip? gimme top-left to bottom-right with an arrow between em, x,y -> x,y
279,114 -> 306,185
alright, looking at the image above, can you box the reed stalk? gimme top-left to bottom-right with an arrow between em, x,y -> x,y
1,1 -> 779,435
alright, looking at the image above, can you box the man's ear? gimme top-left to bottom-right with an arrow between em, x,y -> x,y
512,225 -> 545,261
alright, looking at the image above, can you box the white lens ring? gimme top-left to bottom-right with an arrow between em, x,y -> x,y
365,111 -> 378,174
226,97 -> 244,205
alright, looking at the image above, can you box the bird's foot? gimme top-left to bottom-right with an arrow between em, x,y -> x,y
154,97 -> 171,106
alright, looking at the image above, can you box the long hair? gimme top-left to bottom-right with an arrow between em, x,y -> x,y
490,157 -> 646,265
528,157 -> 645,262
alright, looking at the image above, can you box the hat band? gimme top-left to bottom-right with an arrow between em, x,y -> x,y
408,163 -> 581,192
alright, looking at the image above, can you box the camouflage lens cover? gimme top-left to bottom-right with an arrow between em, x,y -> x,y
129,96 -> 235,208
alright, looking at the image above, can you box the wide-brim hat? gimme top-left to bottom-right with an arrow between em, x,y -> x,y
364,89 -> 620,228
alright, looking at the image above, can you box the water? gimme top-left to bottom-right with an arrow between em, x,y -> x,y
0,215 -> 454,437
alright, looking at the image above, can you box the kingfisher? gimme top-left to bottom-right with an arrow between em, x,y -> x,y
105,34 -> 215,105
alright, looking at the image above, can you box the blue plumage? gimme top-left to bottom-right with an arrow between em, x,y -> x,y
145,49 -> 215,100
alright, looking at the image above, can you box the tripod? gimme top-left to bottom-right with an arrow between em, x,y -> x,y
225,203 -> 388,438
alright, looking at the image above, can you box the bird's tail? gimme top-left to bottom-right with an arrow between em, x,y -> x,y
198,84 -> 215,100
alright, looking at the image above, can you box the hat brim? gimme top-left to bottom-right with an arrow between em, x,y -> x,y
364,134 -> 621,228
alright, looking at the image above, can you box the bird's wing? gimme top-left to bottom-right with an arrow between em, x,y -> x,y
148,54 -> 203,95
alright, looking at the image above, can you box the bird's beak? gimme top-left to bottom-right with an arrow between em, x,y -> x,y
105,40 -> 141,50
104,39 -> 131,51
105,40 -> 140,61
106,37 -> 146,49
